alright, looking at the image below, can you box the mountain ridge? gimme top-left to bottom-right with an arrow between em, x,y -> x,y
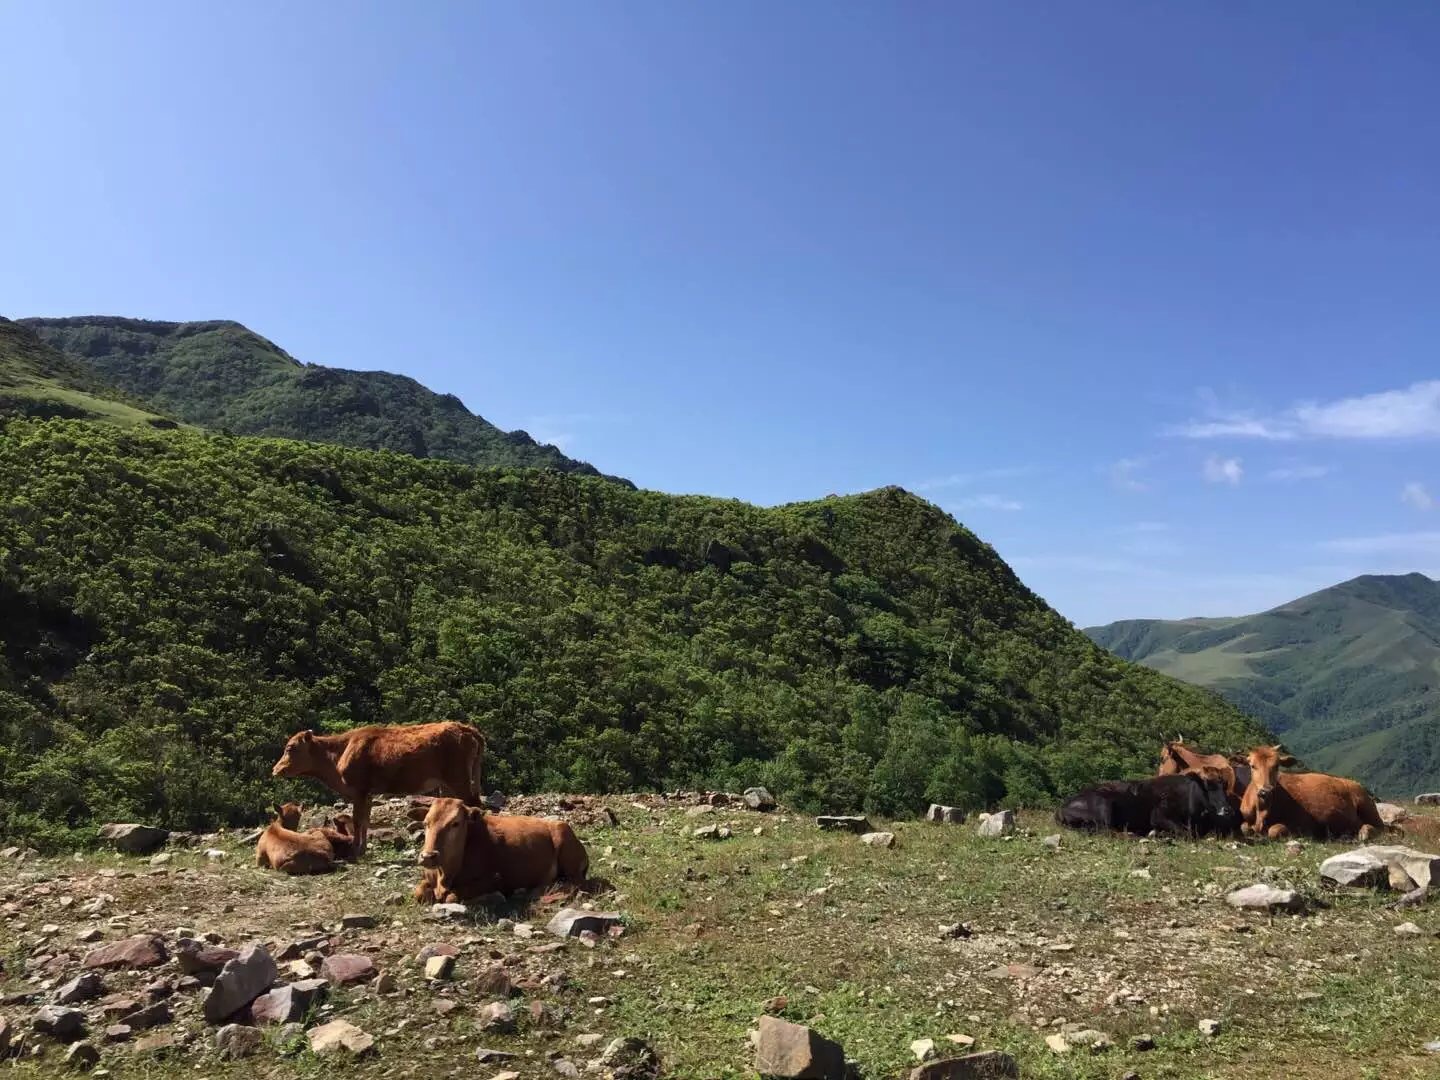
1085,572 -> 1440,796
20,315 -> 629,484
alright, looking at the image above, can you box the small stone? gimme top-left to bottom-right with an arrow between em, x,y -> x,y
103,1025 -> 132,1044
1041,834 -> 1061,851
415,943 -> 458,965
478,1001 -> 516,1033
976,810 -> 1015,838
204,849 -> 228,860
1395,921 -> 1425,936
340,913 -> 378,930
1068,1029 -> 1111,1053
576,1033 -> 604,1048
215,1024 -> 264,1060
373,971 -> 399,994
319,953 -> 376,986
1226,884 -> 1304,912
693,824 -> 730,840
686,804 -> 717,818
430,903 -> 468,920
474,965 -> 515,997
64,1042 -> 100,1070
308,1018 -> 375,1056
1199,1018 -> 1221,1037
926,804 -> 966,824
82,934 -> 168,971
252,979 -> 328,1024
34,1005 -> 86,1041
861,831 -> 896,849
546,907 -> 623,939
424,954 -> 456,980
54,974 -> 104,1005
97,824 -> 169,855
752,1016 -> 846,1079
944,1034 -> 976,1048
76,929 -> 102,943
117,1002 -> 171,1031
1130,868 -> 1152,879
148,853 -> 171,867
911,1037 -> 936,1061
131,1031 -> 176,1055
1045,1033 -> 1070,1054
1425,1039 -> 1440,1053
1132,1034 -> 1156,1051
745,787 -> 777,811
475,1047 -> 518,1063
908,1051 -> 1019,1080
204,944 -> 278,1022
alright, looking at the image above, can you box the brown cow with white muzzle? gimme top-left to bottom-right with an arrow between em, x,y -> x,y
414,798 -> 589,905
272,721 -> 484,855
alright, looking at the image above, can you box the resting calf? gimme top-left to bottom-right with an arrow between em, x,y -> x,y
414,798 -> 589,904
255,803 -> 352,875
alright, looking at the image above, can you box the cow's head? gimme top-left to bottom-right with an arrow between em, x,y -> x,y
1191,767 -> 1239,828
1246,744 -> 1297,812
418,797 -> 481,870
276,802 -> 305,829
1157,742 -> 1185,776
272,730 -> 318,777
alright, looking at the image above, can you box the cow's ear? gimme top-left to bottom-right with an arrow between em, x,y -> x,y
1277,753 -> 1298,767
466,805 -> 487,823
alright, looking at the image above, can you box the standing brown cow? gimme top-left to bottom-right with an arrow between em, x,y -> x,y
414,798 -> 589,905
272,721 -> 485,855
1241,744 -> 1386,840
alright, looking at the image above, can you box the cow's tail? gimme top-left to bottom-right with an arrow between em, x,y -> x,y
466,726 -> 486,805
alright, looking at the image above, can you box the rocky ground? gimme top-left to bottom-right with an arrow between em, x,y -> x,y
3,793 -> 1440,1079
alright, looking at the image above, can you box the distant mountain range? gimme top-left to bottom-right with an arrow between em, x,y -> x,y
14,315 -> 625,483
1086,573 -> 1440,797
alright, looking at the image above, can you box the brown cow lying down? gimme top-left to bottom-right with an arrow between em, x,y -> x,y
414,798 -> 589,905
272,721 -> 485,855
255,803 -> 357,875
1156,740 -> 1251,799
1241,745 -> 1387,841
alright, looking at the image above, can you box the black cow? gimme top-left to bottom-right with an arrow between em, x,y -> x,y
1056,774 -> 1238,837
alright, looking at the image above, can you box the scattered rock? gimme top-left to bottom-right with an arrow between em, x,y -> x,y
319,953 -> 376,986
54,974 -> 104,1005
251,979 -> 328,1024
745,787 -> 777,811
82,934 -> 168,971
976,811 -> 1015,838
753,1016 -> 847,1080
1226,884 -> 1304,912
547,907 -> 623,939
1044,1034 -> 1070,1054
1199,1018 -> 1221,1037
424,954 -> 456,980
308,1018 -> 375,1056
1041,834 -> 1061,851
33,1005 -> 86,1041
910,1037 -> 936,1061
117,1002 -> 171,1031
598,1036 -> 660,1078
926,804 -> 967,824
148,853 -> 171,867
693,824 -> 731,840
97,824 -> 169,855
478,1001 -> 516,1033
132,1031 -> 176,1055
1286,840 -> 1304,857
476,1047 -> 518,1063
908,1051 -> 1018,1080
104,1024 -> 131,1043
1395,922 -> 1425,936
215,1024 -> 264,1060
474,965 -> 515,997
204,849 -> 228,860
64,1042 -> 99,1071
373,971 -> 399,994
1416,794 -> 1440,806
204,944 -> 278,1023
177,943 -> 239,975
340,913 -> 378,930
415,943 -> 458,965
1321,846 -> 1440,892
1132,1034 -> 1156,1051
686,805 -> 717,818
430,903 -> 469,920
1068,1029 -> 1112,1053
861,831 -> 896,849
815,816 -> 871,833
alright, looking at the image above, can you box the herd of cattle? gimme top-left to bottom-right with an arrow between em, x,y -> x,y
252,722 -> 1394,896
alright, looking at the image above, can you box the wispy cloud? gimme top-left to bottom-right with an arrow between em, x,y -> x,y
1266,463 -> 1334,482
522,411 -> 631,453
1109,457 -> 1148,492
1401,482 -> 1434,511
913,466 -> 1034,493
947,494 -> 1024,512
1203,455 -> 1243,485
1171,381 -> 1440,441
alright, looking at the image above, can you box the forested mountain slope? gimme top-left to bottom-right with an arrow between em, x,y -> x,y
1086,574 -> 1440,796
0,420 -> 1261,844
22,316 -> 624,482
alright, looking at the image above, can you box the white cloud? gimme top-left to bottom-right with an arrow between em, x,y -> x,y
1401,482 -> 1434,511
1266,463 -> 1333,482
1171,381 -> 1440,441
1109,458 -> 1148,492
948,494 -> 1024,512
913,466 -> 1033,493
1203,455 -> 1243,485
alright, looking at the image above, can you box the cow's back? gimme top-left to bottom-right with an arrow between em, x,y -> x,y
1279,773 -> 1373,836
344,722 -> 481,796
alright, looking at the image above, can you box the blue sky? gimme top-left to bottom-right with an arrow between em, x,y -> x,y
4,2 -> 1440,626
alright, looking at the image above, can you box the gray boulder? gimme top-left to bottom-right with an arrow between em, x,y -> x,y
215,1024 -> 264,1060
1415,793 -> 1440,806
251,979 -> 327,1024
860,831 -> 896,849
745,787 -> 777,811
54,975 -> 103,1005
546,907 -> 623,939
33,1005 -> 86,1042
1226,884 -> 1304,912
97,823 -> 169,854
203,944 -> 277,1023
926,805 -> 966,824
1319,846 -> 1440,892
976,810 -> 1016,837
815,816 -> 871,833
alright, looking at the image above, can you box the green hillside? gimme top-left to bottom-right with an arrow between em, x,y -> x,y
0,419 -> 1261,845
0,318 -> 175,428
21,315 -> 625,482
1086,573 -> 1440,796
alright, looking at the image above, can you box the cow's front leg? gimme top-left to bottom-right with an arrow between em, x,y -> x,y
353,793 -> 372,857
